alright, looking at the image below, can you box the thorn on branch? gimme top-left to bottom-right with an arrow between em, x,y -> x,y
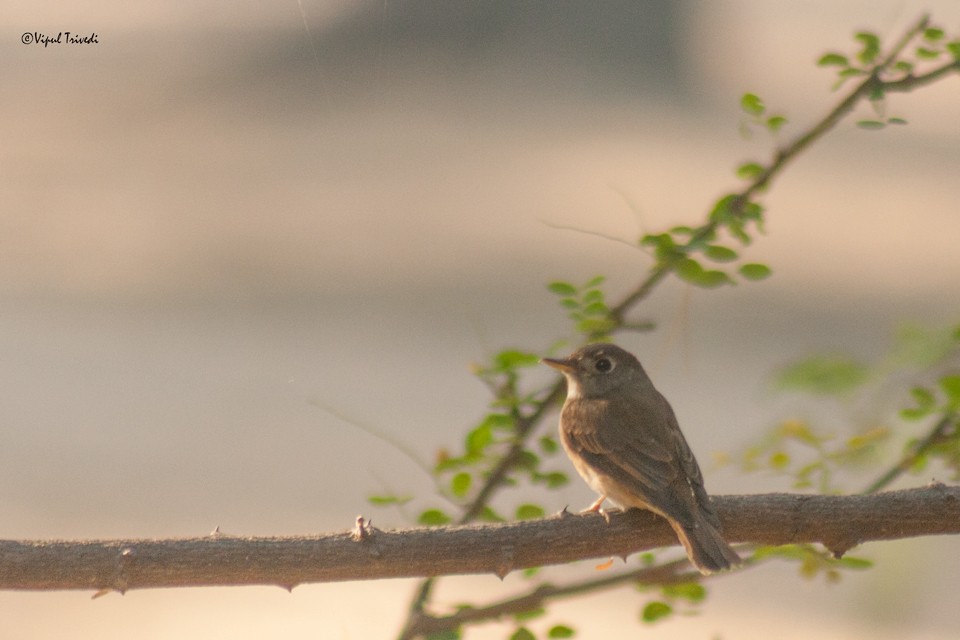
494,546 -> 515,580
352,515 -> 375,542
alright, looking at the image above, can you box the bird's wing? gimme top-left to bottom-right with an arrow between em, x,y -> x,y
563,392 -> 710,527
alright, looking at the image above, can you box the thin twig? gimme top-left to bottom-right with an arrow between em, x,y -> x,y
862,412 -> 958,495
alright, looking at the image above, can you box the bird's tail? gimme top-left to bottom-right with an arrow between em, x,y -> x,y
671,516 -> 741,575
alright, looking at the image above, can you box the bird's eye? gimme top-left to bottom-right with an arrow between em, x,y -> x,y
594,357 -> 614,373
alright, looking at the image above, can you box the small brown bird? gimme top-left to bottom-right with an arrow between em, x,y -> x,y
543,343 -> 740,575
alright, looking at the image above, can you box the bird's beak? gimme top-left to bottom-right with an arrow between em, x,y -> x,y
542,357 -> 575,373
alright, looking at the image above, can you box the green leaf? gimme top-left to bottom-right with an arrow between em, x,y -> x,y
887,117 -> 908,125
766,115 -> 788,132
539,471 -> 570,488
582,301 -> 608,316
548,625 -> 576,638
515,450 -> 541,471
513,608 -> 546,622
916,47 -> 940,60
776,357 -> 870,395
548,281 -> 577,296
466,423 -> 493,455
451,472 -> 472,498
940,375 -> 960,406
584,275 -> 605,288
856,120 -> 886,130
705,245 -> 739,262
515,504 -> 546,520
510,628 -> 536,640
662,582 -> 707,603
923,27 -> 945,41
739,263 -> 772,280
642,601 -> 673,623
740,92 -> 765,116
539,436 -> 559,454
893,60 -> 914,74
478,506 -> 505,522
855,32 -> 880,65
368,494 -> 412,506
770,451 -> 791,469
736,162 -> 764,180
947,41 -> 960,59
837,556 -> 874,570
495,349 -> 541,371
418,509 -> 452,526
708,194 -> 740,224
911,386 -> 936,408
817,53 -> 849,67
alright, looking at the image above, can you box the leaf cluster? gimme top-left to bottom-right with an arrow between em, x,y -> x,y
737,323 -> 960,492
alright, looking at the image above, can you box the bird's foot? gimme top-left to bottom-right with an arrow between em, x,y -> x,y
582,496 -> 612,523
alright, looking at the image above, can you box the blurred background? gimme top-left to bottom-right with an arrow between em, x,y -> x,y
3,1 -> 960,638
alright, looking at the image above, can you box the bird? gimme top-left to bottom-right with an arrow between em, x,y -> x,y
542,343 -> 740,575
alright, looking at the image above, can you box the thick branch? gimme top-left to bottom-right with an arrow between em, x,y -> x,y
2,485 -> 957,593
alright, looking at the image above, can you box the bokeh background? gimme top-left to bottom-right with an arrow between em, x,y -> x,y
3,1 -> 960,638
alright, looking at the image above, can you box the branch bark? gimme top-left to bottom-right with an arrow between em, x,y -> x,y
2,485 -> 957,593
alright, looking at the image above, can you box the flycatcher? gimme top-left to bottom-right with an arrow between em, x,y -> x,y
543,343 -> 740,574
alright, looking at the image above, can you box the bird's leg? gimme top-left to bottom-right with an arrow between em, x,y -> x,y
583,495 -> 611,523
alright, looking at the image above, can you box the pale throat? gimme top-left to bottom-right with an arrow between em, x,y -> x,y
563,376 -> 583,399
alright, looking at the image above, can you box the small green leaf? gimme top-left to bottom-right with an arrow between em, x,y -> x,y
817,53 -> 849,67
838,556 -> 874,570
642,601 -> 673,623
584,275 -> 605,288
540,471 -> 570,488
947,41 -> 960,59
539,436 -> 559,454
582,301 -> 608,316
418,509 -> 452,526
887,117 -> 908,125
740,92 -> 765,116
940,375 -> 960,406
910,386 -> 936,409
495,349 -> 541,370
548,624 -> 576,638
516,504 -> 546,520
662,582 -> 707,603
515,450 -> 540,471
739,263 -> 772,280
736,162 -> 764,180
766,115 -> 788,132
777,357 -> 869,395
916,47 -> 940,60
770,451 -> 791,469
368,494 -> 412,506
513,608 -> 546,622
510,628 -> 536,640
451,472 -> 472,498
855,32 -> 880,65
893,60 -> 914,73
478,506 -> 505,522
923,27 -> 945,41
708,194 -> 739,224
548,281 -> 577,296
466,423 -> 493,455
856,120 -> 886,130
704,245 -> 738,262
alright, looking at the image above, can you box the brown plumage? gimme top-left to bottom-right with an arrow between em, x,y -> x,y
543,343 -> 739,575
